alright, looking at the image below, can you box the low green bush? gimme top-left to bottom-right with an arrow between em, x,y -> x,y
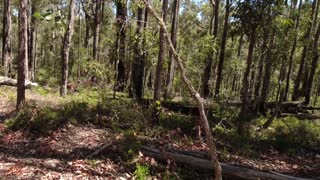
262,117 -> 320,153
215,116 -> 320,154
5,104 -> 66,135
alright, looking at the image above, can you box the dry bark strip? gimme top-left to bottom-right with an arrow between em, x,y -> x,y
140,146 -> 311,180
0,76 -> 38,88
140,1 -> 222,179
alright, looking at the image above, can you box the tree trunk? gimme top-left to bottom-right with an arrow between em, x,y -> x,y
164,0 -> 180,99
115,0 -> 127,92
28,3 -> 36,81
142,4 -> 149,96
2,0 -> 12,77
263,62 -> 286,129
239,29 -> 256,119
305,22 -> 320,105
292,0 -> 317,101
154,0 -> 168,100
142,1 -> 222,179
132,8 -> 145,99
254,29 -> 268,112
284,0 -> 302,101
17,0 -> 29,110
93,0 -> 102,61
202,0 -> 220,98
260,34 -> 275,115
84,13 -> 91,49
237,33 -> 244,57
60,0 -> 75,96
214,0 -> 230,97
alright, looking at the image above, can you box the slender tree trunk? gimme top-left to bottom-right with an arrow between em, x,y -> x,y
17,0 -> 29,110
154,0 -> 168,100
60,0 -> 76,96
260,34 -> 275,115
2,0 -> 12,77
239,28 -> 256,119
263,64 -> 286,129
84,13 -> 90,49
142,1 -> 222,179
305,22 -> 320,105
28,3 -> 36,81
115,0 -> 127,92
254,29 -> 268,112
237,33 -> 244,57
164,0 -> 180,99
215,0 -> 230,97
202,0 -> 220,98
142,4 -> 149,96
284,0 -> 302,101
93,0 -> 102,60
292,0 -> 317,101
132,8 -> 145,99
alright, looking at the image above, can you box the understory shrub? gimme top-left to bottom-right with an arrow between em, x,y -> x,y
215,116 -> 320,153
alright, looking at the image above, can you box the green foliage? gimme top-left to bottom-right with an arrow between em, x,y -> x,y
5,104 -> 65,135
215,116 -> 320,154
63,101 -> 94,124
83,61 -> 112,83
5,106 -> 33,131
97,97 -> 146,131
159,112 -> 194,134
134,163 -> 151,180
260,117 -> 320,153
29,107 -> 63,134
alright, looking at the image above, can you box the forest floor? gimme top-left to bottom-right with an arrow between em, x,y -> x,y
0,86 -> 320,179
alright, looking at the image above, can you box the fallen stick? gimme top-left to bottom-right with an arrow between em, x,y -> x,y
86,142 -> 113,158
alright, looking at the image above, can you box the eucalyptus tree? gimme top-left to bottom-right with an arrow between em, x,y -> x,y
202,0 -> 220,98
284,0 -> 303,101
214,0 -> 231,97
2,0 -> 12,77
28,1 -> 38,81
132,6 -> 145,99
305,21 -> 320,104
17,0 -> 29,110
164,0 -> 180,99
154,0 -> 168,100
114,0 -> 127,92
60,0 -> 76,96
93,0 -> 102,60
292,0 -> 318,101
234,0 -> 280,128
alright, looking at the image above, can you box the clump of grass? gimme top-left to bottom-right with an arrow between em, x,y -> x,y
134,163 -> 151,180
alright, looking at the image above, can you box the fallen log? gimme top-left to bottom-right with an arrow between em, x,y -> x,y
0,76 -> 38,88
280,113 -> 320,120
140,146 -> 310,180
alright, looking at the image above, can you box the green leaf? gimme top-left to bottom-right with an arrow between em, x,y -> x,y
32,11 -> 43,20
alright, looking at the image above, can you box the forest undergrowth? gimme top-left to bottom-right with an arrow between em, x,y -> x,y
0,86 -> 319,179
